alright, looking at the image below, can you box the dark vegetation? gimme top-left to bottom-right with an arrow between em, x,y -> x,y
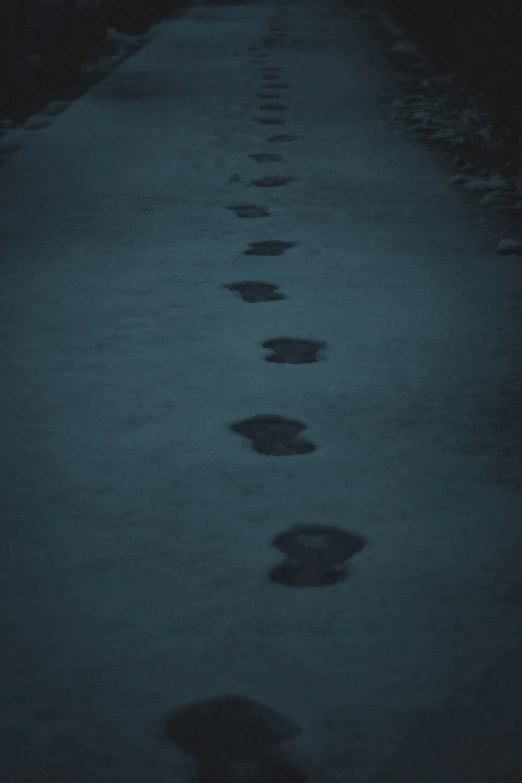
0,1 -> 190,123
377,0 -> 522,140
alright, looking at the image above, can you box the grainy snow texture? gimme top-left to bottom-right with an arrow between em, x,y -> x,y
1,1 -> 521,782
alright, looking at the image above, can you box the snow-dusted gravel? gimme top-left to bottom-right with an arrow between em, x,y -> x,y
357,1 -> 522,240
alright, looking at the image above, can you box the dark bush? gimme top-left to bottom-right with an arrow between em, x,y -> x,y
378,0 -> 522,135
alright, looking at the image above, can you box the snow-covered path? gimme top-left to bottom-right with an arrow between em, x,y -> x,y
1,1 -> 521,781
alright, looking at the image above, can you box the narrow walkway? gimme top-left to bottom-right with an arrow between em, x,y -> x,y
1,2 -> 521,782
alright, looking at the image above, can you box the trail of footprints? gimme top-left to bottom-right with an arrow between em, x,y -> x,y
226,33 -> 365,588
165,12 -> 366,782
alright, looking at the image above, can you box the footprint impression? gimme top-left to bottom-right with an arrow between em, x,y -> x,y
164,695 -> 306,783
230,415 -> 316,456
224,281 -> 287,303
262,338 -> 326,364
270,525 -> 366,587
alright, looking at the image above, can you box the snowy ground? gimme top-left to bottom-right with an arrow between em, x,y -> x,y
1,1 -> 521,781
